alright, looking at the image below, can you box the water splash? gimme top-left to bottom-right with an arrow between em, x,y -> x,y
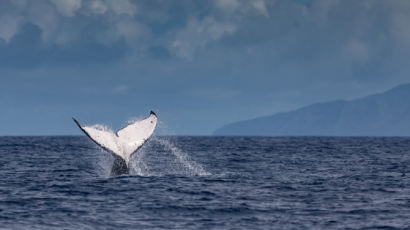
127,137 -> 210,176
155,120 -> 176,136
93,149 -> 113,178
94,136 -> 210,177
152,138 -> 210,176
89,124 -> 114,132
129,143 -> 150,176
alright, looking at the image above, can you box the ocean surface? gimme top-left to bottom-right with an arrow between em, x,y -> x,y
0,136 -> 409,229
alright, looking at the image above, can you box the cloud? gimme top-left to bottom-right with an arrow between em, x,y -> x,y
1,0 -> 410,69
27,1 -> 60,42
89,0 -> 107,14
213,0 -> 270,16
107,0 -> 137,16
170,17 -> 236,59
251,0 -> 269,17
214,0 -> 240,12
389,1 -> 410,49
50,0 -> 82,17
100,18 -> 149,47
0,0 -> 142,45
0,14 -> 21,42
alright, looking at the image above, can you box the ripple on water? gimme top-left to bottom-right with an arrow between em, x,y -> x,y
0,136 -> 409,229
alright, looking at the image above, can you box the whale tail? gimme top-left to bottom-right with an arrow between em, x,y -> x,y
73,111 -> 158,175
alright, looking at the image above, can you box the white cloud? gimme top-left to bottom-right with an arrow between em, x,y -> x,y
114,19 -> 146,44
27,2 -> 60,41
107,0 -> 137,16
214,0 -> 240,11
1,0 -> 410,64
390,1 -> 410,49
171,17 -> 236,59
98,17 -> 149,48
0,14 -> 21,42
251,0 -> 269,17
50,0 -> 82,17
89,0 -> 107,14
214,0 -> 270,17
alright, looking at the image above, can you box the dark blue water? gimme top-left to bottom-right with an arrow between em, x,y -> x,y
0,136 -> 409,229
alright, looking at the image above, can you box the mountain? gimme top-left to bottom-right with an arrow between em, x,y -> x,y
214,83 -> 410,136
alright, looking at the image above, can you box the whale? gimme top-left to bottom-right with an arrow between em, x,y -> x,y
73,111 -> 157,175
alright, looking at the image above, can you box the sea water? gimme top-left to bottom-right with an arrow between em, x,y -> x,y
0,136 -> 409,229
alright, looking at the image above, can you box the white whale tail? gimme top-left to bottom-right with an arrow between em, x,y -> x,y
73,111 -> 157,175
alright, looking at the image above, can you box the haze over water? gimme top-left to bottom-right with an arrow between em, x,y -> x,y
0,136 -> 409,229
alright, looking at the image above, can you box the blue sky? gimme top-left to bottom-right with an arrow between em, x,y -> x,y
1,0 -> 410,135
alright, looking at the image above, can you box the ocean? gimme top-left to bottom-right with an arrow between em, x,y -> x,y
0,136 -> 409,229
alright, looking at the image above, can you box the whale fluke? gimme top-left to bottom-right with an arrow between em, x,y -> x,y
73,111 -> 158,175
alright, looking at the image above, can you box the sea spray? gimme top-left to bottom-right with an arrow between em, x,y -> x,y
89,122 -> 210,176
155,120 -> 176,136
129,140 -> 151,176
94,148 -> 113,178
127,137 -> 210,176
153,137 -> 210,176
89,124 -> 114,133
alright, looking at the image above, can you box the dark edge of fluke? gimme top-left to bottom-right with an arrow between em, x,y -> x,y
115,110 -> 157,136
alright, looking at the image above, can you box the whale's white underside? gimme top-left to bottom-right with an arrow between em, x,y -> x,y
73,112 -> 157,164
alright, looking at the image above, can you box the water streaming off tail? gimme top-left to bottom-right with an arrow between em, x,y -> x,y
94,149 -> 114,177
129,137 -> 210,176
96,137 -> 210,177
154,137 -> 209,176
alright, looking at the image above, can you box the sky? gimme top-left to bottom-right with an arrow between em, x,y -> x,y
1,0 -> 410,135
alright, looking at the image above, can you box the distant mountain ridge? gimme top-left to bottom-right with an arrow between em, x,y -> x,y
214,83 -> 410,136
